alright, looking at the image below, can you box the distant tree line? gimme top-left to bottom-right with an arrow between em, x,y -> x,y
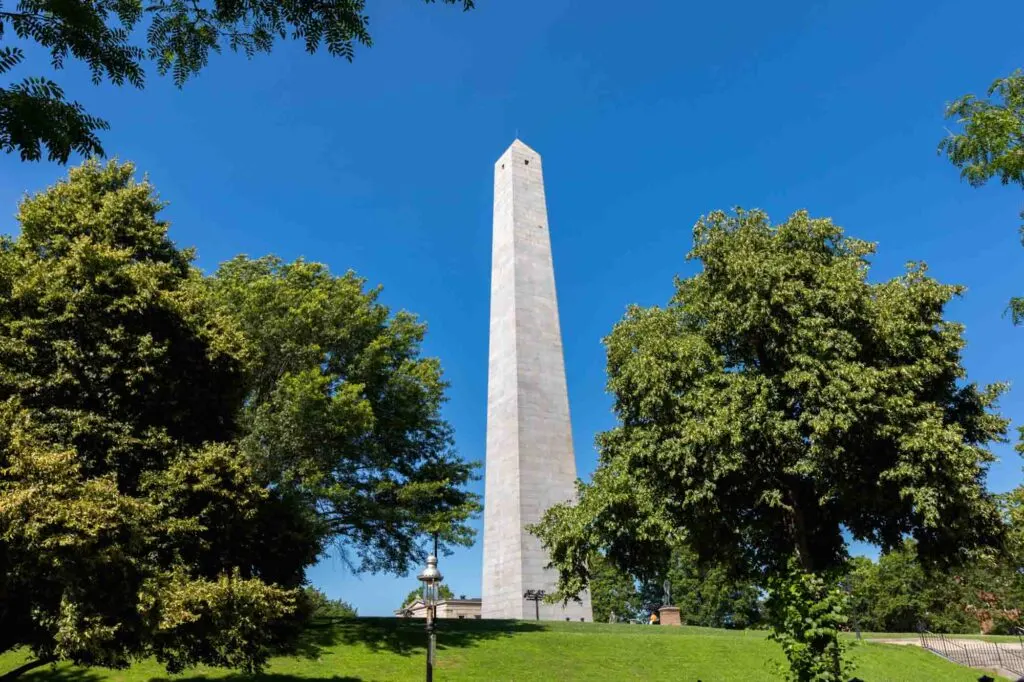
301,588 -> 358,620
592,523 -> 1024,637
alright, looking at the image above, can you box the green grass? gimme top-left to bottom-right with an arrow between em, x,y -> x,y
0,619 -> 1006,681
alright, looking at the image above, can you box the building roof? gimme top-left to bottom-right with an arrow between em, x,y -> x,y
394,597 -> 482,615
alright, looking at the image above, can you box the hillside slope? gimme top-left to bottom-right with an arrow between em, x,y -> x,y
0,619 -> 1001,681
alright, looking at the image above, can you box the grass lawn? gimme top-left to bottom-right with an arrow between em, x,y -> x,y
0,619 -> 1006,681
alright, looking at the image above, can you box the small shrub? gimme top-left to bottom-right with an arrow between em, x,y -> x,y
767,562 -> 853,682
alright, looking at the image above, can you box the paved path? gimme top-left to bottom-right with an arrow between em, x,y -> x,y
868,637 -> 1024,651
866,637 -> 1024,679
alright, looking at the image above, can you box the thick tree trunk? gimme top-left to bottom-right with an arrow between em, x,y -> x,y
786,487 -> 815,573
791,508 -> 814,572
0,657 -> 54,680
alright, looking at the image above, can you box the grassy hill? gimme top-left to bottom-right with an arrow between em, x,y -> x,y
0,619 -> 1003,681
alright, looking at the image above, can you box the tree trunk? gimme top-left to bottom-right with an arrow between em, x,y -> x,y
787,487 -> 815,573
0,657 -> 54,680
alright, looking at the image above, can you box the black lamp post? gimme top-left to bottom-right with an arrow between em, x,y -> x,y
840,579 -> 862,641
417,554 -> 443,682
523,589 -> 546,621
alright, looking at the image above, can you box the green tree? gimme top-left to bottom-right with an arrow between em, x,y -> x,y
207,256 -> 480,575
401,583 -> 454,608
0,160 -> 319,677
842,538 -> 1024,635
587,553 -> 640,623
300,587 -> 357,619
0,0 -> 474,163
767,563 -> 852,682
845,550 -> 929,633
535,209 -> 1009,679
844,545 -> 975,634
939,69 -> 1024,322
629,547 -> 763,628
1001,485 -> 1024,561
666,546 -> 762,629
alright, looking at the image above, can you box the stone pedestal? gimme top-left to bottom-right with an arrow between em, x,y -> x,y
658,606 -> 681,627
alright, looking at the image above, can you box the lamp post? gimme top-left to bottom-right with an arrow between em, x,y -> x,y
523,589 -> 546,621
417,554 -> 443,682
840,579 -> 862,641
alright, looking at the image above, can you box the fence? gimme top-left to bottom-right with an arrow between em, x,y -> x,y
919,630 -> 1024,677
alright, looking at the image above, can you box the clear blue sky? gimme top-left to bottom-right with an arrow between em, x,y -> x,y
1,0 -> 1023,616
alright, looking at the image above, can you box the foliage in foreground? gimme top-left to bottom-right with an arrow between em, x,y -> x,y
940,69 -> 1024,323
661,545 -> 763,629
768,563 -> 852,682
0,160 -> 477,678
0,160 -> 315,676
594,534 -> 1024,636
534,208 -> 1009,678
0,0 -> 474,163
588,553 -> 643,623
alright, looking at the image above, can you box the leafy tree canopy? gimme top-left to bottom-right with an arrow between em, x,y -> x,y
941,70 -> 1024,191
0,0 -> 474,163
207,256 -> 480,575
940,69 -> 1024,322
0,159 -> 477,677
1002,484 -> 1024,561
0,160 -> 320,677
535,208 -> 1009,678
535,207 -> 1009,593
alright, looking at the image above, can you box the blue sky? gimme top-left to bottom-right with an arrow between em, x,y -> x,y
2,0 -> 1023,616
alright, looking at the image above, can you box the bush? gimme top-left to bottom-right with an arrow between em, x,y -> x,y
767,563 -> 853,682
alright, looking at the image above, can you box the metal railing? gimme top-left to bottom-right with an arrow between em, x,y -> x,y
919,630 -> 1024,676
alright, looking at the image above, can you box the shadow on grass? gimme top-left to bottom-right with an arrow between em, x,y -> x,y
304,617 -> 546,657
8,619 -> 545,682
149,671 -> 362,675
17,668 -> 104,682
14,665 -> 362,682
14,663 -> 361,682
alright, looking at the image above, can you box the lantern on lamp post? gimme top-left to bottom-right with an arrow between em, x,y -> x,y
417,554 -> 443,682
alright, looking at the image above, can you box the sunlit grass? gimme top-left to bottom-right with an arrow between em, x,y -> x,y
0,618 -> 1004,681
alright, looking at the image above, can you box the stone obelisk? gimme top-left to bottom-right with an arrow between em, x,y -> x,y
481,140 -> 592,621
